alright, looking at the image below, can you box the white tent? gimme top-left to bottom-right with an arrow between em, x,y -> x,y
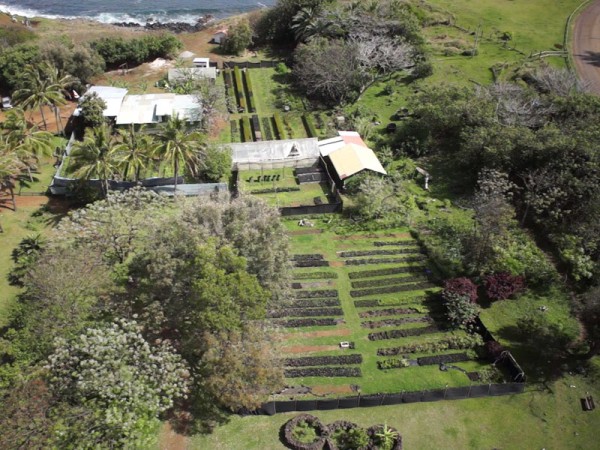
229,138 -> 320,170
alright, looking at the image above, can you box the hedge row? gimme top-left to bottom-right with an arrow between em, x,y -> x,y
377,358 -> 411,370
273,112 -> 286,139
373,241 -> 418,247
230,120 -> 239,142
289,298 -> 341,308
267,307 -> 343,318
296,290 -> 338,298
233,66 -> 246,111
292,254 -> 324,261
295,260 -> 329,268
351,275 -> 428,289
261,117 -> 274,140
377,334 -> 483,356
417,352 -> 469,366
284,354 -> 363,367
345,256 -> 427,266
350,282 -> 436,298
361,317 -> 431,329
359,307 -> 420,318
251,186 -> 301,195
293,271 -> 338,280
348,266 -> 425,280
354,297 -> 425,308
303,114 -> 318,137
368,325 -> 440,341
223,69 -> 232,89
244,70 -> 255,112
277,318 -> 338,327
241,116 -> 253,142
285,367 -> 362,377
340,249 -> 421,258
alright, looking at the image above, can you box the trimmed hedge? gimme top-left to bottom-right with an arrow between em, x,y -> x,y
274,112 -> 286,139
358,308 -> 420,318
277,318 -> 338,327
230,120 -> 239,142
292,254 -> 324,261
351,275 -> 428,289
295,260 -> 329,268
267,307 -> 343,318
251,186 -> 301,195
290,298 -> 341,308
296,290 -> 338,299
244,70 -> 255,112
234,66 -> 247,111
348,266 -> 424,280
373,241 -> 418,247
340,249 -> 421,258
377,358 -> 411,370
368,325 -> 440,341
354,297 -> 425,308
284,354 -> 363,367
350,282 -> 436,298
345,256 -> 427,266
285,367 -> 362,377
361,317 -> 432,329
241,116 -> 253,142
417,352 -> 469,366
261,117 -> 274,140
303,114 -> 318,137
377,334 -> 483,356
294,271 -> 338,280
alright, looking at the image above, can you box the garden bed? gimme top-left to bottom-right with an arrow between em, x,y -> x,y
353,298 -> 425,308
267,307 -> 343,318
296,290 -> 339,299
293,271 -> 338,280
284,354 -> 363,367
285,367 -> 362,378
339,249 -> 422,257
417,352 -> 470,366
373,241 -> 418,247
350,282 -> 435,298
359,307 -> 421,318
345,256 -> 427,266
368,325 -> 440,341
351,275 -> 429,289
276,318 -> 338,327
377,335 -> 483,356
361,317 -> 432,329
348,266 -> 425,279
289,299 -> 341,308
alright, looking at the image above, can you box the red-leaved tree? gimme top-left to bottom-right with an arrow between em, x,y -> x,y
442,277 -> 478,303
484,272 -> 525,301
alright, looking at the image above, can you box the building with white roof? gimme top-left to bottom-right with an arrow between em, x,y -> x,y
73,86 -> 128,118
168,67 -> 217,83
229,138 -> 321,170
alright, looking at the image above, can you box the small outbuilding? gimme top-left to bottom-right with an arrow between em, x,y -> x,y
192,57 -> 210,68
211,29 -> 228,45
229,138 -> 321,170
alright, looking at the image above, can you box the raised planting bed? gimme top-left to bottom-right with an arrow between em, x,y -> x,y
351,275 -> 429,289
267,307 -> 343,318
284,354 -> 363,367
283,414 -> 329,450
350,282 -> 436,298
241,116 -> 253,142
230,120 -> 239,142
303,114 -> 318,137
293,271 -> 338,280
368,325 -> 440,341
261,117 -> 274,140
339,249 -> 422,257
361,317 -> 432,329
296,290 -> 338,299
417,352 -> 470,366
373,240 -> 418,247
295,260 -> 330,268
345,256 -> 427,266
251,186 -> 301,195
285,367 -> 362,378
377,358 -> 411,370
377,334 -> 484,356
244,70 -> 255,113
291,281 -> 333,289
276,318 -> 338,327
348,266 -> 425,280
354,297 -> 425,308
359,307 -> 421,318
274,112 -> 286,139
289,298 -> 341,308
234,66 -> 247,111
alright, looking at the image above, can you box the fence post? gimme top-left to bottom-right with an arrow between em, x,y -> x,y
488,383 -> 492,396
468,384 -> 472,398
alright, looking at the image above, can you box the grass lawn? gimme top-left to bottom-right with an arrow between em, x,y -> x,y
189,371 -> 600,450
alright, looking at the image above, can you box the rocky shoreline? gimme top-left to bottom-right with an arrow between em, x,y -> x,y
112,15 -> 215,34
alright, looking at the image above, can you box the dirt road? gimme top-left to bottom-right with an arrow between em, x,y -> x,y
572,0 -> 600,94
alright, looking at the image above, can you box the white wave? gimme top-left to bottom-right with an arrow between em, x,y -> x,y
0,3 -> 80,20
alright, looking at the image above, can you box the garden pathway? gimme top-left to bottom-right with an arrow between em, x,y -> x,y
572,0 -> 600,94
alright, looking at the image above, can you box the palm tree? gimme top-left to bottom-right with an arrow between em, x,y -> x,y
44,65 -> 77,135
70,125 -> 120,197
0,150 -> 25,211
2,108 -> 53,181
115,125 -> 155,182
291,7 -> 331,43
154,114 -> 207,195
13,64 -> 71,131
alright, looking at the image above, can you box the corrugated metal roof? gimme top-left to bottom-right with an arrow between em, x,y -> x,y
115,94 -> 201,125
82,86 -> 128,117
168,67 -> 217,82
230,138 -> 320,163
328,143 -> 387,179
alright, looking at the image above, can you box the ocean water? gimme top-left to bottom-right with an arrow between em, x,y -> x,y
0,0 -> 274,24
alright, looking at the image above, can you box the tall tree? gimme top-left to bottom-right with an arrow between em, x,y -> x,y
115,125 -> 155,182
70,124 -> 120,197
154,114 -> 206,193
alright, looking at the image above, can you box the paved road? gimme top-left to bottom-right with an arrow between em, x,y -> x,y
573,0 -> 600,94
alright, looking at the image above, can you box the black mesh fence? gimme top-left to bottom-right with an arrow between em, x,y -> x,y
254,383 -> 526,415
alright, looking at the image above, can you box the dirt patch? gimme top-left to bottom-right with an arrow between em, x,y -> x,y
288,229 -> 324,235
311,385 -> 355,396
288,328 -> 352,339
283,345 -> 340,354
0,103 -> 77,135
159,422 -> 188,450
333,232 -> 412,240
329,261 -> 344,267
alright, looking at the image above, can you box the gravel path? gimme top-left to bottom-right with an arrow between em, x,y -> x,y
573,0 -> 600,94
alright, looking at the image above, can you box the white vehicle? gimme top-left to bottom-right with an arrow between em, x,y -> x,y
1,97 -> 12,109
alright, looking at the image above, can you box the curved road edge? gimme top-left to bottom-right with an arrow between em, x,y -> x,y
572,0 -> 600,94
